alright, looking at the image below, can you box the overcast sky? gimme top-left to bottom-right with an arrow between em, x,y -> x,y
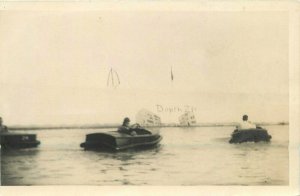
0,11 -> 289,125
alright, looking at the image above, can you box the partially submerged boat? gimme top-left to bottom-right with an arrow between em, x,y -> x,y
1,132 -> 41,149
229,128 -> 272,144
80,128 -> 162,151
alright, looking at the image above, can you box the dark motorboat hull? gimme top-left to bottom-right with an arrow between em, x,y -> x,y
1,133 -> 41,149
80,129 -> 162,151
229,128 -> 272,144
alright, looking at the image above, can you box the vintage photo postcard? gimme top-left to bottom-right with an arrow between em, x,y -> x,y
0,1 -> 299,195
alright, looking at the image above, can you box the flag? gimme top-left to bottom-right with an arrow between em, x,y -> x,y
171,66 -> 174,81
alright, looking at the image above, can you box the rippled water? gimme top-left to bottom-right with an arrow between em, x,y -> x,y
1,125 -> 288,185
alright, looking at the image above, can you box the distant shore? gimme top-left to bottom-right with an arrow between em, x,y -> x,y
7,122 -> 289,131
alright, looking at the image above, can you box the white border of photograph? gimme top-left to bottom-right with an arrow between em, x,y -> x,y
0,1 -> 299,195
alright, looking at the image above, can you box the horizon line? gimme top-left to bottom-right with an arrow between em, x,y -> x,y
6,121 -> 289,130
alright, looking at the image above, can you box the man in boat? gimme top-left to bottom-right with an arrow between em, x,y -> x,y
0,117 -> 8,133
236,115 -> 256,130
118,117 -> 137,136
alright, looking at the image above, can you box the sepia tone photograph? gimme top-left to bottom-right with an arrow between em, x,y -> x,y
0,2 -> 298,192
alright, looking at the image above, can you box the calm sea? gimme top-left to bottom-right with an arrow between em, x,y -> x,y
1,125 -> 288,185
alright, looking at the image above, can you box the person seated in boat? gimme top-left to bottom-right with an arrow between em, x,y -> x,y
236,115 -> 256,130
118,117 -> 137,136
0,117 -> 8,133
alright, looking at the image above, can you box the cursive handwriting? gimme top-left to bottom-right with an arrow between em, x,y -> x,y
156,105 -> 197,114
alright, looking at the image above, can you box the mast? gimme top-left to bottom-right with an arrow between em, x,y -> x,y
111,68 -> 114,86
107,68 -> 112,86
114,69 -> 120,85
107,67 -> 120,88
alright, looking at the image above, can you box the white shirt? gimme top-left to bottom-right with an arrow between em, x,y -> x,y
237,120 -> 256,129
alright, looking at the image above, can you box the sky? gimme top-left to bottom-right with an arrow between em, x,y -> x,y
0,11 -> 289,125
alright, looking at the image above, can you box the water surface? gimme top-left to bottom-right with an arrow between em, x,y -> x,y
1,125 -> 288,185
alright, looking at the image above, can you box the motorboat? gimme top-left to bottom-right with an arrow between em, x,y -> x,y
1,132 -> 41,149
229,127 -> 271,144
80,128 -> 162,151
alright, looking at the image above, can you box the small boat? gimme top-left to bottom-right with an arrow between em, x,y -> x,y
1,132 -> 41,149
229,128 -> 272,143
80,128 -> 162,151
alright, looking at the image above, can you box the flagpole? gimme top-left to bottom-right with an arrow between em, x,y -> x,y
171,66 -> 174,88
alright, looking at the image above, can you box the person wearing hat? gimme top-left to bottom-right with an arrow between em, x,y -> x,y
0,117 -> 8,133
118,117 -> 137,136
236,115 -> 256,130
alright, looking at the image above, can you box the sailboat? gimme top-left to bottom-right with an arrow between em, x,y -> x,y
107,68 -> 120,88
